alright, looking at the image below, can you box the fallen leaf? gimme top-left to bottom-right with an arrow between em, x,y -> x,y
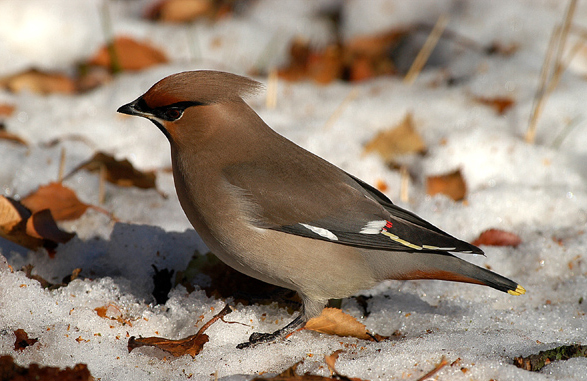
68,152 -> 157,189
95,303 -> 133,326
364,113 -> 426,162
0,69 -> 76,95
0,103 -> 15,117
26,209 -> 75,243
472,95 -> 515,115
0,196 -> 44,250
0,195 -> 75,251
146,0 -> 212,23
344,29 -> 405,80
88,36 -> 168,72
128,304 -> 231,358
304,308 -> 372,340
426,168 -> 467,201
14,329 -> 38,351
472,229 -> 522,247
324,350 -> 344,376
278,39 -> 343,85
0,195 -> 26,233
21,182 -> 90,221
514,344 -> 587,372
0,355 -> 93,381
23,266 -> 82,290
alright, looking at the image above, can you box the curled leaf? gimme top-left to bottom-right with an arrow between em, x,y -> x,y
25,209 -> 75,244
0,69 -> 76,95
304,308 -> 372,340
128,304 -> 231,358
146,0 -> 212,23
21,182 -> 90,221
364,113 -> 426,162
472,229 -> 522,247
426,168 -> 467,201
14,329 -> 38,351
88,36 -> 168,72
472,95 -> 515,115
68,152 -> 157,190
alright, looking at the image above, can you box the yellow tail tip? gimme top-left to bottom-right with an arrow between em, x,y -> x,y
508,285 -> 526,296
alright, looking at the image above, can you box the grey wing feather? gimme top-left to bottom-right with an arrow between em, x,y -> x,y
223,154 -> 482,255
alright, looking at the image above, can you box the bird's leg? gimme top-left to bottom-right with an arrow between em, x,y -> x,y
236,313 -> 306,349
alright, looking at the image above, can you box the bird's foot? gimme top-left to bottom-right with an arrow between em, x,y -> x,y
236,313 -> 306,349
236,331 -> 283,349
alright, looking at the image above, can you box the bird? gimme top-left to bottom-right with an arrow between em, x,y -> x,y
117,70 -> 525,349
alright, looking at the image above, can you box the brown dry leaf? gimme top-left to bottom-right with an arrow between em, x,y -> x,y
128,304 -> 231,358
95,303 -> 133,326
26,209 -> 76,244
0,195 -> 26,233
0,196 -> 44,250
473,95 -> 515,115
344,29 -> 405,81
146,0 -> 212,22
21,182 -> 90,221
0,69 -> 76,95
472,228 -> 522,247
364,113 -> 426,162
0,355 -> 93,381
278,40 -> 343,85
304,308 -> 372,340
88,36 -> 168,72
324,350 -> 344,376
70,152 -> 157,189
24,265 -> 82,290
0,103 -> 15,117
128,333 -> 209,358
14,329 -> 38,351
426,169 -> 467,201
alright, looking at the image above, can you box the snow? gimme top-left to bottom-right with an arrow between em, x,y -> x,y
1,0 -> 587,380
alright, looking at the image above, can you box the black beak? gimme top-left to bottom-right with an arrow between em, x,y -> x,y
117,100 -> 140,116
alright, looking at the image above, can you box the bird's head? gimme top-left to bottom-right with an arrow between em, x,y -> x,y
117,70 -> 263,148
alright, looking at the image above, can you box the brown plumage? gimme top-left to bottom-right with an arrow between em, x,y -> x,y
118,70 -> 525,348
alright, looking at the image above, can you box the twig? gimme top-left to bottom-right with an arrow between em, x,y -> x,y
552,115 -> 584,149
415,356 -> 448,381
266,68 -> 278,109
324,87 -> 359,129
404,14 -> 449,85
525,0 -> 577,143
58,147 -> 66,182
98,163 -> 106,205
400,166 -> 410,203
196,304 -> 232,336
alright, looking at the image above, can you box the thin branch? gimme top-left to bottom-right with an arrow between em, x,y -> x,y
404,14 -> 449,85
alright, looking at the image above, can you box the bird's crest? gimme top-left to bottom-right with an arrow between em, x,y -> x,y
142,70 -> 263,109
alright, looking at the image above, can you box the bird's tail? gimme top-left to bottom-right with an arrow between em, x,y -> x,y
394,252 -> 526,296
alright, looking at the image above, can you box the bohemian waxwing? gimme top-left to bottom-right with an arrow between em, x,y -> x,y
118,70 -> 525,348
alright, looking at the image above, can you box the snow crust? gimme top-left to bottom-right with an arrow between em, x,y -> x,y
1,0 -> 587,379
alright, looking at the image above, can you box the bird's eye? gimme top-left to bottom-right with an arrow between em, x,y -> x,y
164,108 -> 182,120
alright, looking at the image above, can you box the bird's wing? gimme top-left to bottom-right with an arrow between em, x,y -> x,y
222,157 -> 482,255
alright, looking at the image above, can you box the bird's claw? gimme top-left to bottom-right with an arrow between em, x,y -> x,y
236,332 -> 280,349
